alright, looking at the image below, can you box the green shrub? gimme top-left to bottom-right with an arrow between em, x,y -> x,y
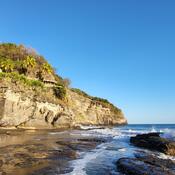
53,85 -> 66,99
92,96 -> 121,114
0,43 -> 55,78
71,88 -> 90,98
0,72 -> 44,88
22,56 -> 36,68
41,63 -> 53,74
0,58 -> 15,72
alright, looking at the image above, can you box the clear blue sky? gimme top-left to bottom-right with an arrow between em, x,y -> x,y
0,0 -> 175,124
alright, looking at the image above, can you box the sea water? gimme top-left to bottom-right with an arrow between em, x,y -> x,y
64,124 -> 175,175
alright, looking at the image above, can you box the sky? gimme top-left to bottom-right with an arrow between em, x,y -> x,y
0,0 -> 175,124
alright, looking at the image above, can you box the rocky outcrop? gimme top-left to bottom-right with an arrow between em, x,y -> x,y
130,133 -> 175,156
117,133 -> 175,175
0,87 -> 127,129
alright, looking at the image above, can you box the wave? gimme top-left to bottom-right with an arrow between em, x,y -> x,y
63,143 -> 107,175
161,129 -> 175,141
78,125 -> 104,130
73,125 -> 174,141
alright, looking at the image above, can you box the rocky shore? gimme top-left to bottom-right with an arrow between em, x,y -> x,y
0,128 -> 174,175
117,155 -> 175,175
0,129 -> 106,175
117,132 -> 175,175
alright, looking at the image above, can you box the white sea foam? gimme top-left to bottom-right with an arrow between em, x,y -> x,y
79,125 -> 103,130
64,143 -> 107,175
91,128 -> 120,136
150,127 -> 157,132
63,128 -> 133,175
158,152 -> 175,161
49,131 -> 67,135
118,148 -> 126,152
161,129 -> 175,141
71,128 -> 122,138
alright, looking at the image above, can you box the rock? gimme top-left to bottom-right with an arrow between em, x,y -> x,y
0,88 -> 127,129
56,138 -> 102,152
135,153 -> 175,171
0,172 -> 6,175
0,160 -> 3,167
77,138 -> 106,143
0,143 -> 75,174
117,157 -> 175,175
130,132 -> 175,156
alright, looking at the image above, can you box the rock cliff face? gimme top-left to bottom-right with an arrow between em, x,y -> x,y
0,87 -> 127,129
0,43 -> 127,129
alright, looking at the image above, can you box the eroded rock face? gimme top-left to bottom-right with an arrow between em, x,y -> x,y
67,89 -> 127,126
0,88 -> 71,129
0,88 -> 127,129
130,133 -> 175,156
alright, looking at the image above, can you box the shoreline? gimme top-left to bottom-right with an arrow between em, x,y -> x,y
0,124 -> 174,175
0,123 -> 127,131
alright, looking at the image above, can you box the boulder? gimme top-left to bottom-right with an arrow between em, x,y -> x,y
130,132 -> 175,156
117,157 -> 175,175
135,153 -> 175,171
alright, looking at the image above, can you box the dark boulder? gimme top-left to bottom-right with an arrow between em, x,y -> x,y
117,157 -> 175,175
135,153 -> 175,171
130,132 -> 175,156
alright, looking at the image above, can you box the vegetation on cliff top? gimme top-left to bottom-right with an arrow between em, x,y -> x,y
0,43 -> 121,114
0,43 -> 67,99
0,43 -> 55,78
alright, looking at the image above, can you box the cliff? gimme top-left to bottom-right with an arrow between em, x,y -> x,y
0,43 -> 127,129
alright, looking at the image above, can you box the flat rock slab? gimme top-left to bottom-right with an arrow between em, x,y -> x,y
117,157 -> 175,175
130,132 -> 175,156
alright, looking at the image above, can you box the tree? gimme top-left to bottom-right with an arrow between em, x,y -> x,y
23,56 -> 36,68
0,58 -> 14,72
41,63 -> 53,74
